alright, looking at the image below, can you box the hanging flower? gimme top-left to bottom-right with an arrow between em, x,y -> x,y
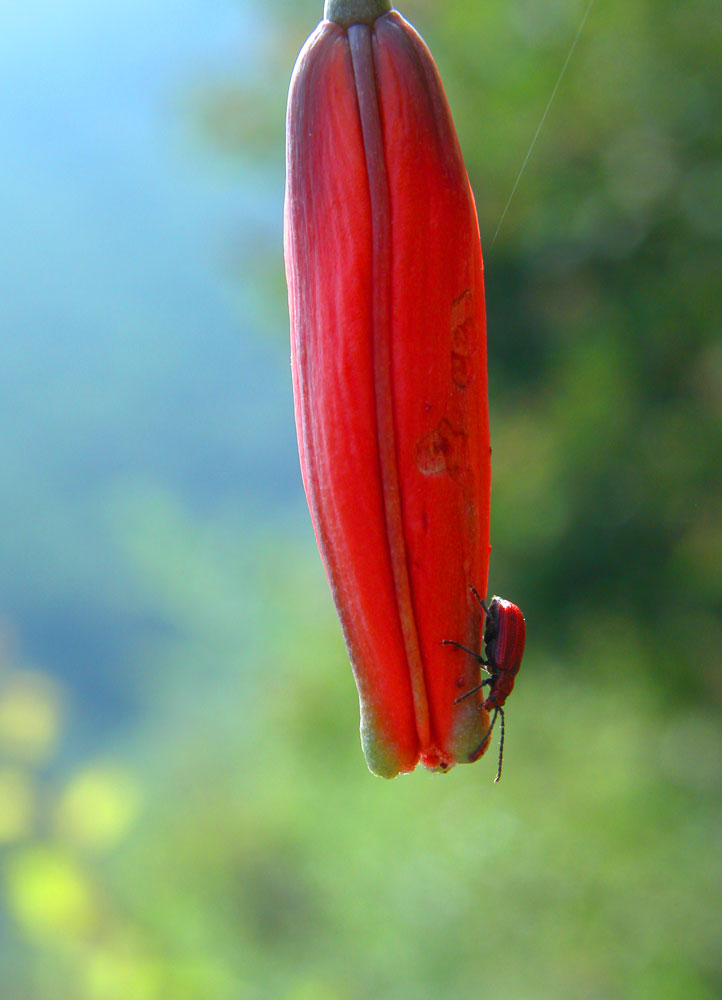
284,0 -> 491,777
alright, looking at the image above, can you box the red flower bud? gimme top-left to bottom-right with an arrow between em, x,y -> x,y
284,1 -> 491,777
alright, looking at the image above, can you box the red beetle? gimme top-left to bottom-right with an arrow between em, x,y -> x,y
442,587 -> 526,782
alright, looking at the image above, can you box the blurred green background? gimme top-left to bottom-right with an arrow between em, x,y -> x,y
1,0 -> 720,996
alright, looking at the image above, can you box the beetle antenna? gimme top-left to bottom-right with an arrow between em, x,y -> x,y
469,707 -> 498,760
469,586 -> 489,616
493,708 -> 506,784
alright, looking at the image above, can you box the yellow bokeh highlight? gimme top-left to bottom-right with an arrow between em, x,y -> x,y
0,767 -> 34,842
85,949 -> 163,1000
0,671 -> 63,763
6,846 -> 98,940
55,765 -> 141,851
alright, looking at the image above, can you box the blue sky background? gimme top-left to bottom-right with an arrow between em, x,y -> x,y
0,0 -> 298,734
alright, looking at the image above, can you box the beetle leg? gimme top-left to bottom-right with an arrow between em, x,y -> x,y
453,678 -> 491,704
469,586 -> 489,616
440,639 -> 488,666
454,682 -> 484,703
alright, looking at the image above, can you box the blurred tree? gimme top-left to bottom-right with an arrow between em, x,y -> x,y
188,0 -> 722,699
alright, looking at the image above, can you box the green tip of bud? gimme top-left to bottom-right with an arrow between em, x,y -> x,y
324,0 -> 392,27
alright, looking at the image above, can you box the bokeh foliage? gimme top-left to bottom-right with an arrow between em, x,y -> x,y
1,0 -> 720,997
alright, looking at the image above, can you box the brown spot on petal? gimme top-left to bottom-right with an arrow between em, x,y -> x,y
450,289 -> 473,328
451,350 -> 473,389
415,419 -> 470,481
451,317 -> 475,356
450,292 -> 477,389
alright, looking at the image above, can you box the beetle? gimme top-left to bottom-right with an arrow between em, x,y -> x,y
442,587 -> 526,782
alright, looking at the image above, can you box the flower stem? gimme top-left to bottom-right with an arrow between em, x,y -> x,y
324,0 -> 392,28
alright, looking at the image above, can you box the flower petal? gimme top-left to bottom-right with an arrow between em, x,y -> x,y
285,10 -> 491,776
